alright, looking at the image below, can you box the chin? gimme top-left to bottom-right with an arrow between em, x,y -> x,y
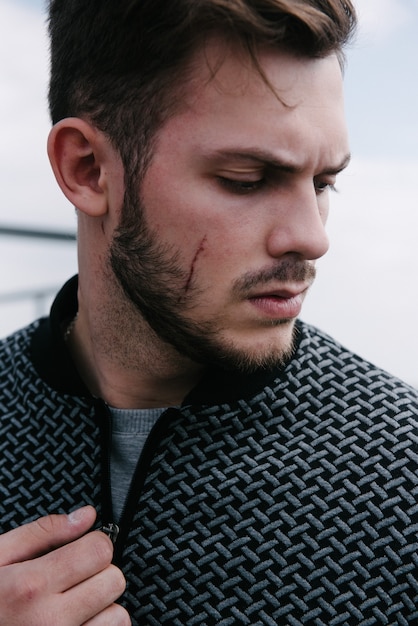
212,322 -> 297,373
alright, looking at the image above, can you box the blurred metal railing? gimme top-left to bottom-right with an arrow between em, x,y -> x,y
0,225 -> 76,242
0,224 -> 76,319
0,286 -> 59,319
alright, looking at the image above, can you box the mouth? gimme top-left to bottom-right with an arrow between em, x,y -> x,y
247,285 -> 310,319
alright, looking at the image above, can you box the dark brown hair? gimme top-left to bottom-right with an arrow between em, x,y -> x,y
48,0 -> 357,179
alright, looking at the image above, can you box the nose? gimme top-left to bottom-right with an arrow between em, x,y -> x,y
265,186 -> 330,261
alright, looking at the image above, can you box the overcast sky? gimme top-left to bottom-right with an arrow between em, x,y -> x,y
0,0 -> 417,386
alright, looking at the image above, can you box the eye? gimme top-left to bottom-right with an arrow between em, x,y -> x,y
314,178 -> 338,195
217,176 -> 265,194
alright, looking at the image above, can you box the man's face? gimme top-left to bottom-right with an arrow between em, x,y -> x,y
110,40 -> 350,371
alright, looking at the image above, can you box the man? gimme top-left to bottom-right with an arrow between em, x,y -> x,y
0,0 -> 417,624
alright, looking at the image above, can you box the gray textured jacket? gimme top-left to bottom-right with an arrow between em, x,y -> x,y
1,276 -> 417,625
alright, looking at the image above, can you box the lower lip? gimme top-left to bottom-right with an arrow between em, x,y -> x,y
248,294 -> 304,319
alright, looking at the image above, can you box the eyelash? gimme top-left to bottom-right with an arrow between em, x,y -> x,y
218,177 -> 264,194
314,181 -> 338,194
218,177 -> 338,195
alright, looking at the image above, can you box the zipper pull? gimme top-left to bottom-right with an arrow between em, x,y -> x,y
100,522 -> 120,544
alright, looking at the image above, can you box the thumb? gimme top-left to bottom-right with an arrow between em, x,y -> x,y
0,506 -> 96,566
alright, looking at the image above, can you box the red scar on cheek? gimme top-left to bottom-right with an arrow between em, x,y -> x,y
184,236 -> 208,293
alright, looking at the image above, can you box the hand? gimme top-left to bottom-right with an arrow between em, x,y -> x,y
0,506 -> 130,625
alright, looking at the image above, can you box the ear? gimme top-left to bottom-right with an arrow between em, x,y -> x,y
47,118 -> 110,217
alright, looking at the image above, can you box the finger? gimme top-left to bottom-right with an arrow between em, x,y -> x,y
39,531 -> 114,594
62,564 -> 127,624
0,506 -> 96,566
0,561 -> 126,626
83,603 -> 131,626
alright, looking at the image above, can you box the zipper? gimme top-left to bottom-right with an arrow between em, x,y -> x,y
96,399 -> 116,542
94,399 -> 181,564
100,521 -> 120,544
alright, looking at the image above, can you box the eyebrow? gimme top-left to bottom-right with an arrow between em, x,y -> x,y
204,148 -> 352,175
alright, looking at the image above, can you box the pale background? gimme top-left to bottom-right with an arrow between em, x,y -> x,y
0,0 -> 417,387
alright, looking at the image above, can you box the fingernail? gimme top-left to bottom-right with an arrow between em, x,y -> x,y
68,505 -> 93,524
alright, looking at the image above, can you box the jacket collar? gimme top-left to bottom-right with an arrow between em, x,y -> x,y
31,275 -> 301,405
31,276 -> 89,396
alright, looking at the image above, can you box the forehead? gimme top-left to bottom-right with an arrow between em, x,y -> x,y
156,38 -> 349,171
186,37 -> 345,116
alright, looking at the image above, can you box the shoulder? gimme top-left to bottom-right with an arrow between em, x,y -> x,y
0,321 -> 49,424
279,320 -> 418,417
0,320 -> 41,375
0,320 -> 50,405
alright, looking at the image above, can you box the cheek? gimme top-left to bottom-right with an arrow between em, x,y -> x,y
141,174 -> 259,274
190,230 -> 250,287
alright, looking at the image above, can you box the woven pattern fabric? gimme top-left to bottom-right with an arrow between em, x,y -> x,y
0,322 -> 102,529
121,325 -> 418,625
0,320 -> 417,625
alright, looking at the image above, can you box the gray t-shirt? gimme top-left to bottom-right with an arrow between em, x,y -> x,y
109,406 -> 163,522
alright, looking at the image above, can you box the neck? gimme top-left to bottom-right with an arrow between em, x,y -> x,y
66,308 -> 205,410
